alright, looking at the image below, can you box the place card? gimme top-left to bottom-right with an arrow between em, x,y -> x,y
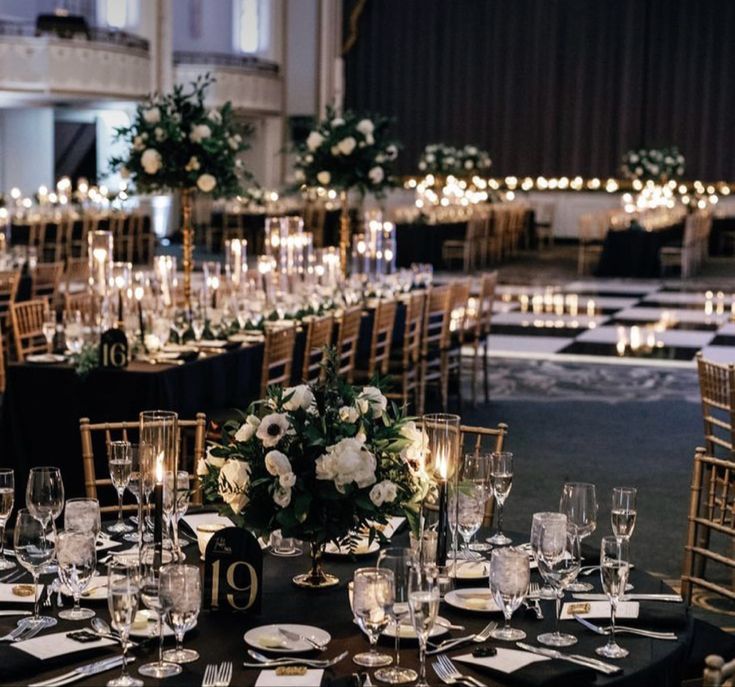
0,583 -> 43,603
561,600 -> 639,620
455,648 -> 550,674
13,630 -> 116,660
254,669 -> 324,686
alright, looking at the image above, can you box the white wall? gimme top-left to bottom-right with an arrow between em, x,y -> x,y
0,108 -> 54,192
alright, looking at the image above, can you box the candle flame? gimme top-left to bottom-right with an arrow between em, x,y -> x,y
436,451 -> 448,480
155,452 -> 164,483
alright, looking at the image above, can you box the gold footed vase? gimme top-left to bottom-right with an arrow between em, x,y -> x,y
292,541 -> 339,589
181,188 -> 194,309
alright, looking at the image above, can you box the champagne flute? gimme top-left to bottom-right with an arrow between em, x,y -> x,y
14,509 -> 57,629
487,451 -> 513,545
107,560 -> 142,687
108,441 -> 134,534
160,563 -> 201,664
456,481 -> 485,556
375,547 -> 418,684
408,564 -> 440,687
65,497 -> 101,539
56,530 -> 96,620
0,468 -> 15,570
462,453 -> 491,552
26,466 -> 64,573
489,547 -> 530,641
597,536 -> 630,659
352,567 -> 394,667
42,309 -> 55,352
536,517 -> 581,648
560,482 -> 597,592
611,487 -> 637,541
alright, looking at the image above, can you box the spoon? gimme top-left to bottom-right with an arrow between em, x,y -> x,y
91,618 -> 139,647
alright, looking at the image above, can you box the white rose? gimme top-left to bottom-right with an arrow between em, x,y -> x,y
339,406 -> 359,423
265,450 -> 291,476
315,437 -> 377,493
337,137 -> 357,155
370,479 -> 398,506
356,119 -> 374,135
368,166 -> 384,185
190,124 -> 212,143
357,386 -> 388,418
143,107 -> 160,124
207,109 -> 222,124
141,148 -> 162,174
227,136 -> 239,150
466,146 -> 478,155
317,171 -> 331,186
464,160 -> 474,169
294,169 -> 305,182
331,145 -> 340,156
418,161 -> 427,171
196,457 -> 209,476
154,127 -> 166,142
197,174 -> 217,193
273,486 -> 292,508
206,446 -> 226,469
234,414 -> 260,443
364,133 -> 374,146
218,459 -> 251,514
306,131 -> 324,151
283,384 -> 315,411
305,154 -> 313,163
279,471 -> 296,488
331,118 -> 345,127
356,398 -> 370,415
256,413 -> 290,448
386,144 -> 397,159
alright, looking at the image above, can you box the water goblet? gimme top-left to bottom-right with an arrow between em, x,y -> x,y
531,512 -> 564,600
107,560 -> 142,687
64,497 -> 101,539
352,567 -> 395,667
408,563 -> 440,687
489,547 -> 530,641
0,468 -> 15,570
160,564 -> 201,664
597,536 -> 631,659
487,451 -> 514,545
108,441 -> 134,534
560,482 -> 597,592
56,530 -> 96,620
269,530 -> 303,557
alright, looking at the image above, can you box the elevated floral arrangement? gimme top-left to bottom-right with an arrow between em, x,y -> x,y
621,146 -> 685,182
198,352 -> 431,553
418,143 -> 492,177
293,107 -> 399,197
109,74 -> 251,197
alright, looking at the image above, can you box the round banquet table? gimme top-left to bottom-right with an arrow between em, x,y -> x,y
0,522 -> 720,687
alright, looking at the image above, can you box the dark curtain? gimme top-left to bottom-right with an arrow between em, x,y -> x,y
343,0 -> 735,180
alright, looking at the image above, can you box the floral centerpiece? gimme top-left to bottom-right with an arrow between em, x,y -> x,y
109,74 -> 251,306
198,352 -> 431,588
418,143 -> 492,177
621,146 -> 685,182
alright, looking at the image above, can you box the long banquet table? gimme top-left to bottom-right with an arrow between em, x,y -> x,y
0,523 -> 729,687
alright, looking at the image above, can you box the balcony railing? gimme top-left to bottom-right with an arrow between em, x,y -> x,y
0,20 -> 149,51
173,51 -> 279,75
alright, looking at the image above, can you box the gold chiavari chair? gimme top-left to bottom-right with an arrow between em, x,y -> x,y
10,298 -> 49,361
577,213 -> 606,275
31,261 -> 63,303
447,279 -> 473,407
442,216 -> 481,272
64,257 -> 90,295
460,423 -> 509,525
355,299 -> 397,382
73,214 -> 98,257
64,291 -> 97,322
0,270 -> 20,349
704,654 -> 735,687
419,285 -> 452,415
0,322 -> 5,394
386,292 -> 425,412
79,414 -> 207,514
467,272 -> 497,404
29,220 -> 46,256
301,314 -> 334,384
260,324 -> 297,396
534,201 -> 556,249
336,307 -> 363,384
696,353 -> 735,456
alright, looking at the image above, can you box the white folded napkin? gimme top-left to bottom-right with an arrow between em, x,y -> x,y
181,513 -> 234,532
13,630 -> 116,660
455,648 -> 550,673
0,583 -> 43,604
254,669 -> 324,687
450,560 -> 489,578
561,600 -> 639,620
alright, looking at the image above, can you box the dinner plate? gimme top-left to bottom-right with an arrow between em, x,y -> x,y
383,617 -> 449,639
244,624 -> 331,653
26,353 -> 66,364
444,588 -> 501,613
448,560 -> 490,580
123,611 -> 183,638
324,539 -> 380,556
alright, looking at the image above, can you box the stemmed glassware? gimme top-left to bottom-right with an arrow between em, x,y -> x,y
530,512 -> 560,600
487,451 -> 513,545
611,487 -> 637,542
108,441 -> 134,534
375,547 -> 418,684
408,563 -> 440,687
456,481 -> 485,557
160,564 -> 201,664
65,498 -> 101,539
163,471 -> 190,561
42,308 -> 55,352
560,482 -> 597,592
0,468 -> 15,570
56,530 -> 96,620
462,453 -> 491,552
123,445 -> 146,543
26,466 -> 64,573
488,547 -> 530,641
597,536 -> 630,659
534,513 -> 581,648
352,567 -> 395,667
107,560 -> 142,687
14,509 -> 57,629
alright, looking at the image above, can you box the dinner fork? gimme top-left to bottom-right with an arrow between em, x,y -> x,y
216,661 -> 233,687
433,655 -> 488,687
0,568 -> 22,583
523,582 -> 543,620
0,619 -> 34,642
427,621 -> 497,654
201,663 -> 217,687
277,626 -> 327,651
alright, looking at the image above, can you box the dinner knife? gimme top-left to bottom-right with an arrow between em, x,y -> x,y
515,642 -> 622,675
455,592 -> 493,600
571,593 -> 683,603
0,610 -> 31,617
28,656 -> 130,687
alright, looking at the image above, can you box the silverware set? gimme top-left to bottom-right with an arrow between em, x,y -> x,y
426,621 -> 497,655
573,614 -> 678,640
28,656 -> 131,687
242,649 -> 349,669
277,626 -> 327,651
0,568 -> 23,583
0,618 -> 50,642
202,660 -> 233,687
516,641 -> 623,675
433,655 -> 487,686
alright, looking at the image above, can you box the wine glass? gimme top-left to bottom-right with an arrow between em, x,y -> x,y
42,309 -> 55,352
408,564 -> 440,687
487,451 -> 513,545
56,530 -> 96,620
462,453 -> 491,552
138,544 -> 180,679
597,536 -> 630,659
611,487 -> 637,541
375,547 -> 418,684
123,445 -> 147,544
108,441 -> 134,534
160,564 -> 201,664
456,481 -> 485,556
489,547 -> 530,641
65,498 -> 101,540
14,509 -> 57,629
26,466 -> 64,573
107,560 -> 142,687
0,468 -> 15,570
352,567 -> 394,667
535,515 -> 581,648
560,482 -> 597,592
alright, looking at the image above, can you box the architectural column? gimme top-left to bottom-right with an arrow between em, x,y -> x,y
317,0 -> 343,117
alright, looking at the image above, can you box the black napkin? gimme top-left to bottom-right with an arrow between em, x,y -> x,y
631,602 -> 689,631
460,657 -> 596,687
0,641 -> 118,682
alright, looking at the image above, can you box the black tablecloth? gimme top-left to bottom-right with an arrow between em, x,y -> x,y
710,216 -> 735,256
396,222 -> 467,268
595,222 -> 684,278
0,524 -> 726,687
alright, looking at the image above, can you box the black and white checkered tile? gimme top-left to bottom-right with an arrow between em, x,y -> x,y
489,280 -> 735,366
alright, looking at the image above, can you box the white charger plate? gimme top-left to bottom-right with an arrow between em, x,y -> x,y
26,354 -> 66,364
444,588 -> 501,613
244,624 -> 331,654
382,617 -> 449,639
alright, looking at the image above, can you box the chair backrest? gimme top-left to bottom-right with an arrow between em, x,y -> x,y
260,324 -> 297,396
696,353 -> 735,456
64,291 -> 98,323
0,270 -> 20,330
11,298 -> 48,361
336,307 -> 363,382
79,414 -> 207,513
0,322 -> 5,394
681,448 -> 735,605
366,299 -> 397,378
399,292 -> 426,368
449,279 -> 472,338
64,257 -> 90,294
302,314 -> 333,384
704,654 -> 735,686
421,285 -> 452,356
31,261 -> 63,301
476,272 -> 497,336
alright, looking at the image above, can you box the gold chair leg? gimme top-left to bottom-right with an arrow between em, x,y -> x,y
482,339 -> 489,402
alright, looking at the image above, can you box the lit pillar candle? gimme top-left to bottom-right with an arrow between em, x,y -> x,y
153,452 -> 164,565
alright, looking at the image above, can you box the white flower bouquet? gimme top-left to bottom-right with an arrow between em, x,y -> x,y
418,143 -> 492,176
621,146 -> 685,182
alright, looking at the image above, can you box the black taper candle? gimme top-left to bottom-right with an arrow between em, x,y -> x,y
117,289 -> 123,324
153,479 -> 163,567
436,479 -> 449,566
137,300 -> 146,350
